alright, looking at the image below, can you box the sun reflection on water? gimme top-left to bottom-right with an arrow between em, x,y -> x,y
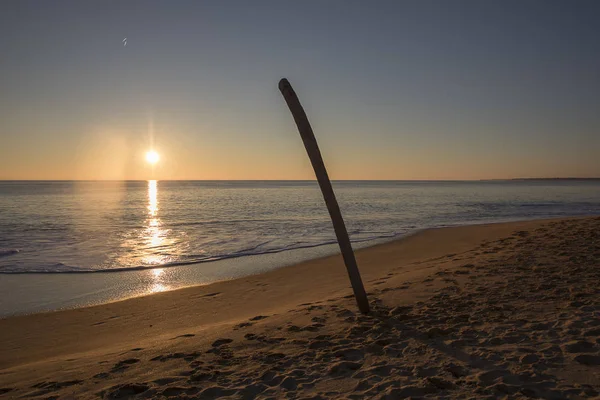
152,268 -> 164,278
115,181 -> 181,293
150,268 -> 168,293
148,180 -> 158,217
145,182 -> 171,293
145,180 -> 167,265
150,283 -> 168,293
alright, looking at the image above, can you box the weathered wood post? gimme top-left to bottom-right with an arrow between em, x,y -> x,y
279,78 -> 370,314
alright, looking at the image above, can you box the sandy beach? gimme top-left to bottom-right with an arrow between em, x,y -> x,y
1,217 -> 599,399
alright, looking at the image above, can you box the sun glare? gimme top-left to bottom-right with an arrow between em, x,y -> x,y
145,150 -> 160,165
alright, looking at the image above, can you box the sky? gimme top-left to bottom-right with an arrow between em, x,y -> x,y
1,0 -> 599,180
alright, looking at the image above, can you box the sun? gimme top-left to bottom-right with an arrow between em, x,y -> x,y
145,150 -> 160,165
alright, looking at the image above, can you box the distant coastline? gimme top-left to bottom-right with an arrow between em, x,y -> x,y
508,178 -> 600,181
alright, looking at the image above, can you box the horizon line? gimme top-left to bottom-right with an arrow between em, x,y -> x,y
1,178 -> 599,182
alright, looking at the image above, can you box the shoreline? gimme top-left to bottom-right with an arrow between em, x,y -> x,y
1,216 -> 598,398
1,215 -> 592,318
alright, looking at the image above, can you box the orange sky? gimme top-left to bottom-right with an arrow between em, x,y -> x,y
1,2 -> 599,180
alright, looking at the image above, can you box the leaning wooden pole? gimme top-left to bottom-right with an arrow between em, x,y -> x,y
279,78 -> 370,314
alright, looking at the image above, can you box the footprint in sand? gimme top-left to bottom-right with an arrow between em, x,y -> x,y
197,387 -> 236,398
250,315 -> 268,321
111,358 -> 140,372
31,380 -> 84,394
201,292 -> 221,298
301,323 -> 323,332
574,354 -> 600,365
102,383 -> 149,398
160,386 -> 200,397
327,361 -> 362,376
308,340 -> 332,350
336,309 -> 355,318
152,377 -> 181,386
563,340 -> 597,353
172,333 -> 195,339
212,338 -> 233,347
334,348 -> 365,362
151,352 -> 192,362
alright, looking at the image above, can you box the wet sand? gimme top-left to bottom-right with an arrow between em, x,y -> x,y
1,217 -> 599,399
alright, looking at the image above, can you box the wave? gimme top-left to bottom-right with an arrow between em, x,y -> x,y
0,232 -> 404,274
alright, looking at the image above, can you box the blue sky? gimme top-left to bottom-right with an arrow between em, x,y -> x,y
1,0 -> 599,179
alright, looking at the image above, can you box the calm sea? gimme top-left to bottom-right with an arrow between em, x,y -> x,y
1,180 -> 599,315
1,180 -> 599,275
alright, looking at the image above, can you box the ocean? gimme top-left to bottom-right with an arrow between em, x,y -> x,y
1,180 -> 599,315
